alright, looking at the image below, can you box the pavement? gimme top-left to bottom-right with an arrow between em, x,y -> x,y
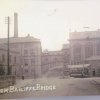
92,77 -> 100,84
0,78 -> 35,95
0,77 -> 100,99
14,79 -> 35,88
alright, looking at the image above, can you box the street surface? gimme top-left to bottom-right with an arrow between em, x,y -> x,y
0,77 -> 100,99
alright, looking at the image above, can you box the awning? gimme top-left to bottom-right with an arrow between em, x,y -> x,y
68,64 -> 90,69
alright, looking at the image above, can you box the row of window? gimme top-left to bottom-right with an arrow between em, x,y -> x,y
73,42 -> 100,55
24,49 -> 38,56
0,54 -> 17,64
24,69 -> 35,73
72,42 -> 100,64
24,59 -> 35,66
43,57 -> 62,61
73,44 -> 94,61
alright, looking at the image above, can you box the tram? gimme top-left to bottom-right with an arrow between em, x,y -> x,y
68,64 -> 90,78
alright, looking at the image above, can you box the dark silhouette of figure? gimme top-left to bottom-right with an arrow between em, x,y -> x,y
22,76 -> 24,80
93,70 -> 95,77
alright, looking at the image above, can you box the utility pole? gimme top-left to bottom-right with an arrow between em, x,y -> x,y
8,16 -> 10,75
5,16 -> 10,75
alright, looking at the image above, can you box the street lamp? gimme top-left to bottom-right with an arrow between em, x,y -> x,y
21,65 -> 24,80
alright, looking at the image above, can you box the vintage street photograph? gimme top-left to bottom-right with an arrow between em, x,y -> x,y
0,0 -> 100,99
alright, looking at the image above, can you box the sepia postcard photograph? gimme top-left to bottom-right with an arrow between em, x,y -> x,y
0,0 -> 100,99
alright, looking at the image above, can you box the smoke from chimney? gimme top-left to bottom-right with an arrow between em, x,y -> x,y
14,13 -> 18,38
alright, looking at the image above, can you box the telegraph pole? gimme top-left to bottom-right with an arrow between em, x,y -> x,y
5,16 -> 10,75
8,16 -> 10,75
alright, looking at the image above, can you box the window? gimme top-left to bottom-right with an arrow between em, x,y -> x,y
24,59 -> 28,66
25,69 -> 28,72
31,59 -> 35,65
24,50 -> 28,56
2,54 -> 5,62
14,56 -> 16,63
46,58 -> 48,61
30,49 -> 35,56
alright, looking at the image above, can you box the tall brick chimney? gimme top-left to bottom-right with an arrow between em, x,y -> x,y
14,13 -> 18,38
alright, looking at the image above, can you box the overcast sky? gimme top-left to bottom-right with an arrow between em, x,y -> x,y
0,0 -> 100,50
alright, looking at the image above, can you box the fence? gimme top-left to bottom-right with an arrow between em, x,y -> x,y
0,75 -> 16,89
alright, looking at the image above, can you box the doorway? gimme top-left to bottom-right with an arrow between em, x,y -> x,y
93,70 -> 95,77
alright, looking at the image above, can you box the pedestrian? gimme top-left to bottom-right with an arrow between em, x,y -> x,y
82,71 -> 84,78
22,76 -> 24,80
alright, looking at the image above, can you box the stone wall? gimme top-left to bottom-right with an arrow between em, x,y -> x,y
0,75 -> 16,89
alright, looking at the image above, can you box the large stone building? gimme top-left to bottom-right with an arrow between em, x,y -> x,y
42,50 -> 64,76
69,29 -> 100,65
0,13 -> 42,78
69,29 -> 100,77
0,35 -> 42,78
0,44 -> 20,75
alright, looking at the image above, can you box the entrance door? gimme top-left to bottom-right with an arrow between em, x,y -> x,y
93,70 -> 95,77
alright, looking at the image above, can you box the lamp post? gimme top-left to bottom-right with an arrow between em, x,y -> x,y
21,65 -> 24,80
